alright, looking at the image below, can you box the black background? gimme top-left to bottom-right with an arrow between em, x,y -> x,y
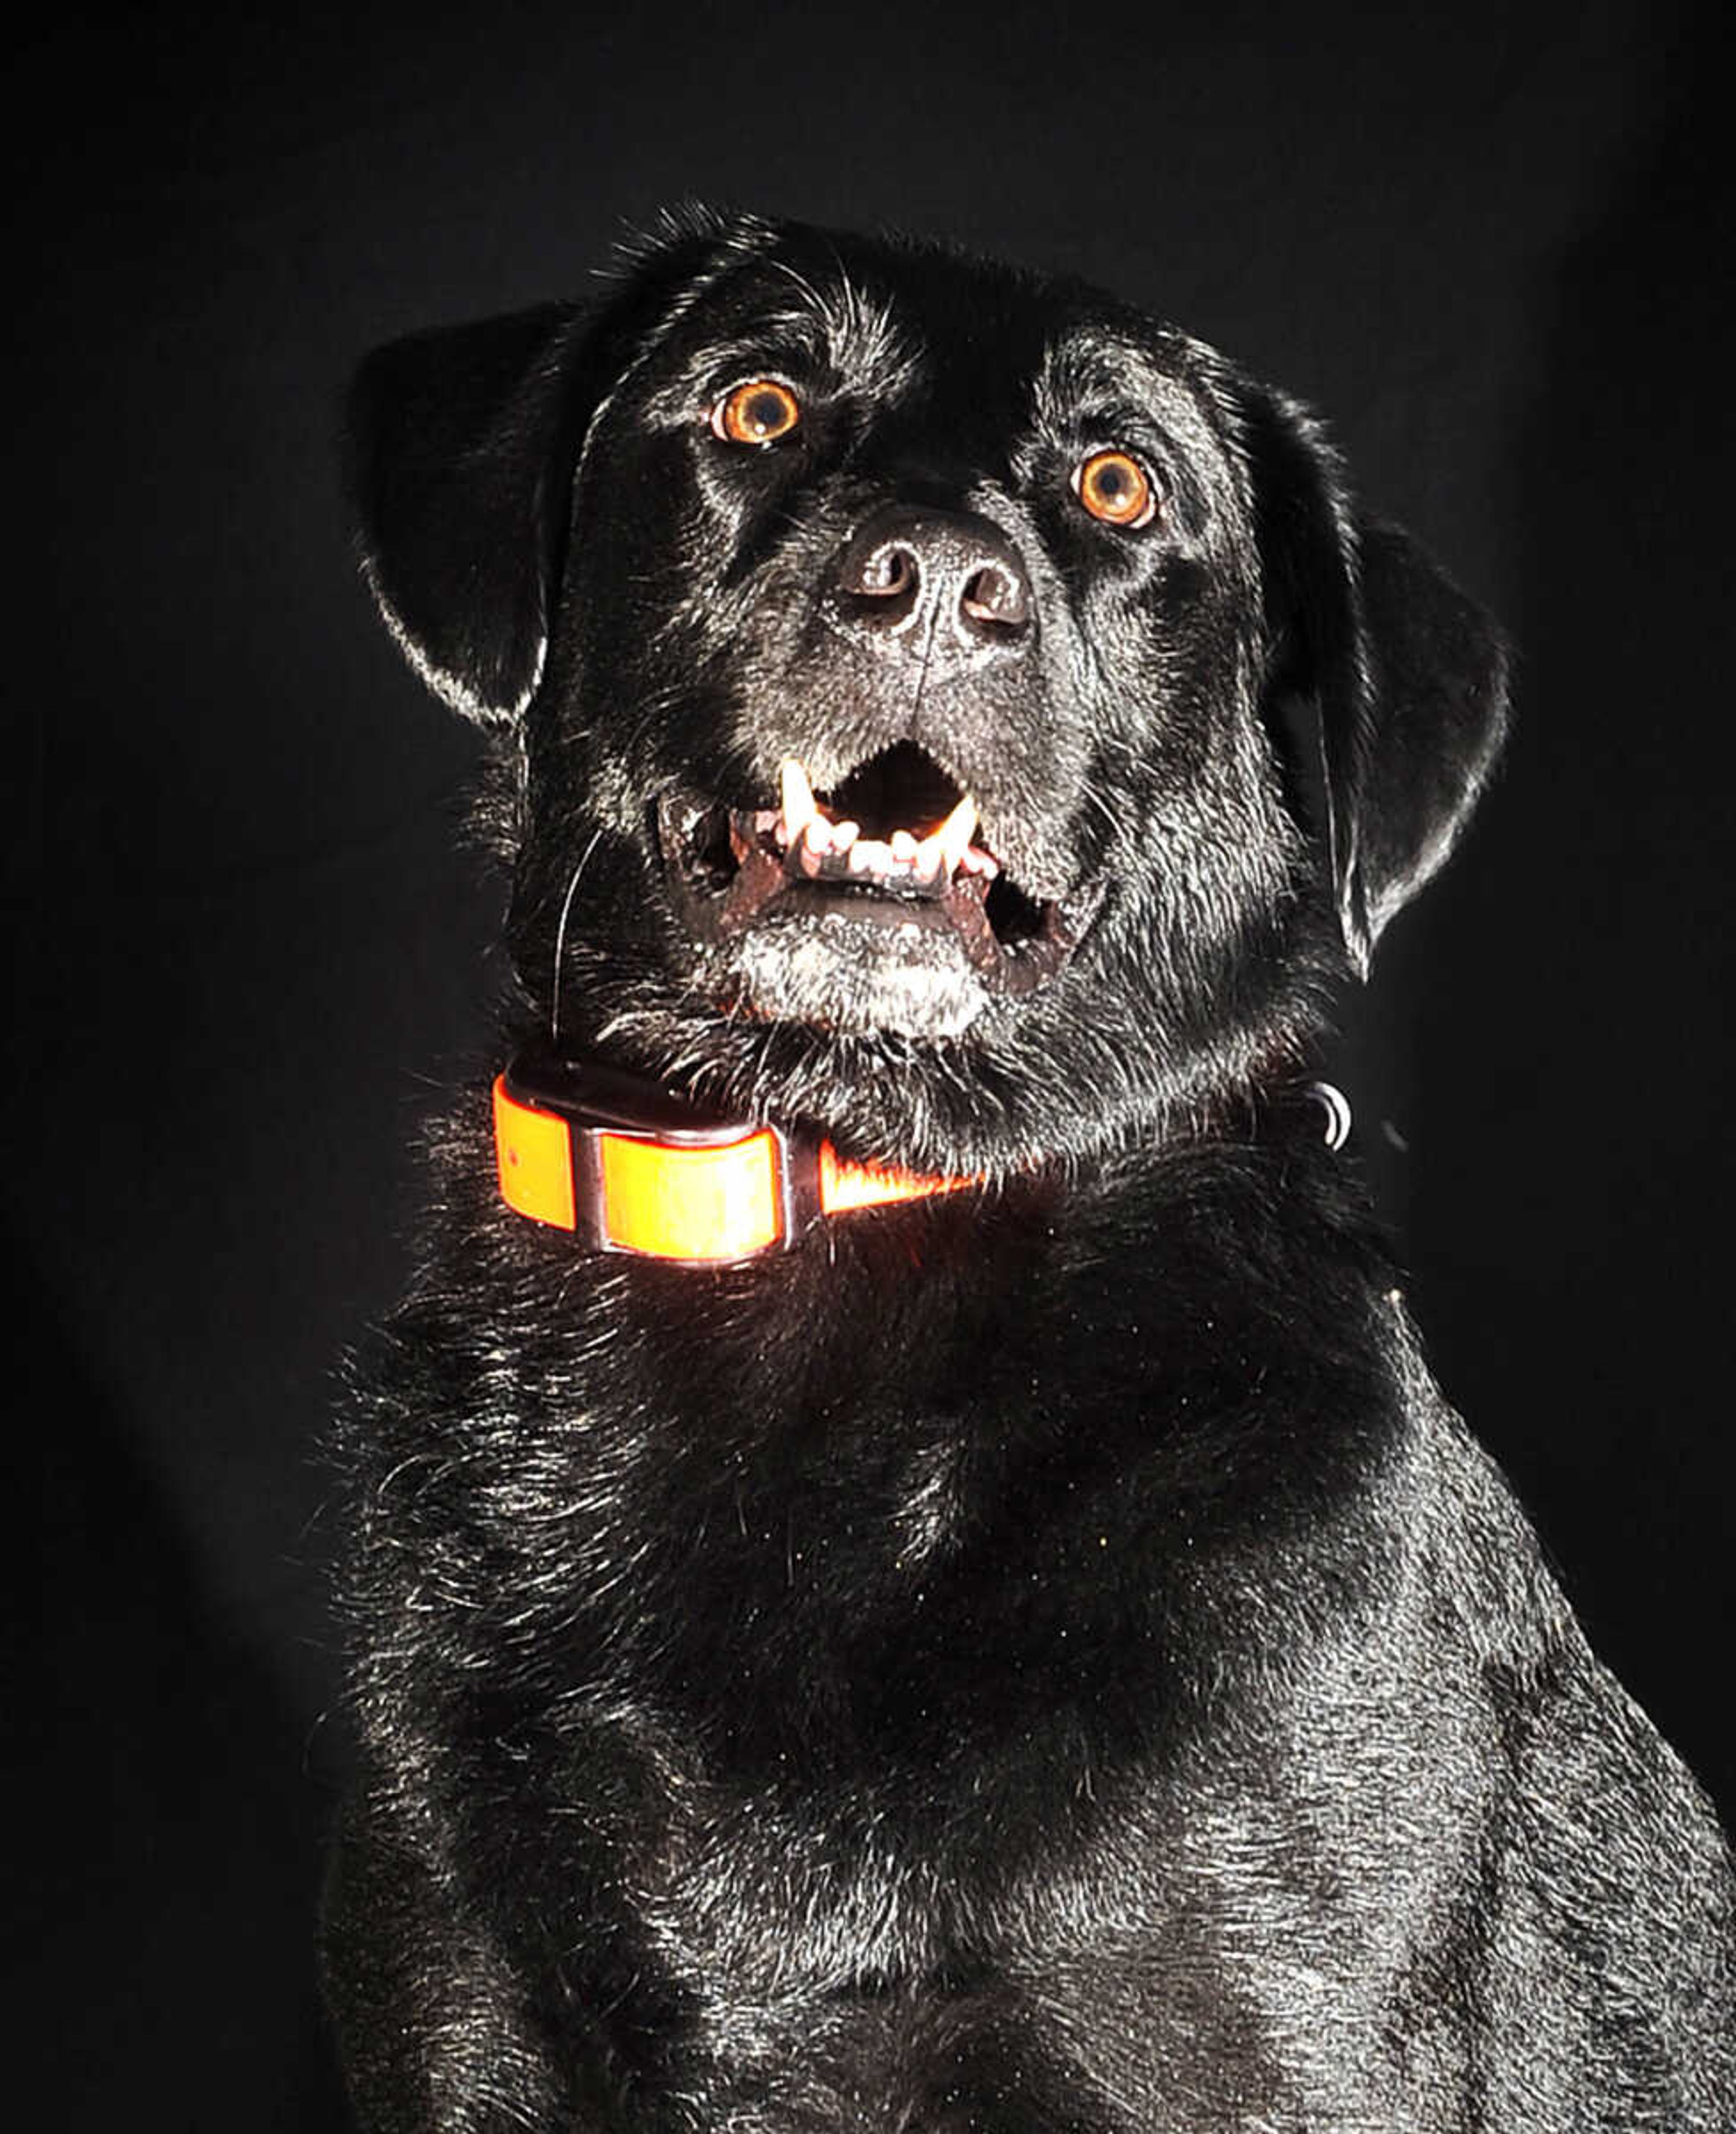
8,2 -> 1733,2122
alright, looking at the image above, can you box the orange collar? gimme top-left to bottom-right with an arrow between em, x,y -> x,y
492,1050 -> 981,1265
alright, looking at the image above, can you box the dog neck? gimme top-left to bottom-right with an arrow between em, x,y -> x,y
492,1046 -> 983,1266
491,1046 -> 1354,1269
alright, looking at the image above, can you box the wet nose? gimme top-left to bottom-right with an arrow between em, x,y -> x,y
831,506 -> 1032,650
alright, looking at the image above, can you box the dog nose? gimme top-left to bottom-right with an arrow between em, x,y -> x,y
832,507 -> 1032,649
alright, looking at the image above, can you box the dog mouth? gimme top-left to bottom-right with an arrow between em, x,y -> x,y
656,742 -> 1096,997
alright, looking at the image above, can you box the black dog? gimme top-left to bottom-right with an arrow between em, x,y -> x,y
326,209 -> 1736,2129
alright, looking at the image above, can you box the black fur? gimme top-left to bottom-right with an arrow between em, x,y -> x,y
328,209 -> 1736,2129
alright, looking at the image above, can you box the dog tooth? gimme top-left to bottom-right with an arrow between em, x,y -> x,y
833,820 -> 860,851
933,796 -> 978,876
780,759 -> 816,844
890,829 -> 919,865
803,814 -> 835,856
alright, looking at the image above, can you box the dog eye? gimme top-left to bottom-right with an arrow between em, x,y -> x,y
711,379 -> 802,446
1073,449 -> 1158,529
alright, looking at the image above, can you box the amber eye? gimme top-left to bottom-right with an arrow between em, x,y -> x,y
1074,448 -> 1157,529
712,378 -> 802,446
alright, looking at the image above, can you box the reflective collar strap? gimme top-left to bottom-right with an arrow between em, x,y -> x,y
492,1075 -> 978,1265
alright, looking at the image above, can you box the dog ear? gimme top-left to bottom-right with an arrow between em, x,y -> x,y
1244,388 -> 1510,974
346,213 -> 736,726
347,303 -> 594,726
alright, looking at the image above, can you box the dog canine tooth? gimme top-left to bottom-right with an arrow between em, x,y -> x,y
927,795 -> 978,878
779,758 -> 816,845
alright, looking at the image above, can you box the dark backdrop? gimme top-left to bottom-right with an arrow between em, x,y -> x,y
8,2 -> 1732,2122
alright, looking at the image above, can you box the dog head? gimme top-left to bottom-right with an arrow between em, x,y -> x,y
349,208 -> 1506,1173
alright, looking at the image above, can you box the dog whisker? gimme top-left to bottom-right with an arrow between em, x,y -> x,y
547,828 -> 605,1044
